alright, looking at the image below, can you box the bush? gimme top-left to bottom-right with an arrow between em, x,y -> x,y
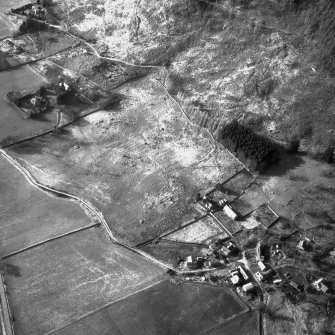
6,91 -> 21,105
287,135 -> 300,153
0,135 -> 21,147
17,16 -> 48,35
97,93 -> 123,109
0,262 -> 21,277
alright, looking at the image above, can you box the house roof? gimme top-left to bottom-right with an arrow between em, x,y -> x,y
230,275 -> 240,285
242,282 -> 254,291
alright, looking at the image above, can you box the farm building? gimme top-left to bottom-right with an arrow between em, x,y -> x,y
297,240 -> 308,251
257,261 -> 266,272
254,272 -> 264,281
238,266 -> 249,281
242,282 -> 254,293
255,241 -> 264,261
289,281 -> 300,291
312,278 -> 329,293
223,204 -> 238,220
230,273 -> 241,285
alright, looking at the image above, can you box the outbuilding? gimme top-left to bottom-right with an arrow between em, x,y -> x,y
223,204 -> 238,220
258,261 -> 266,272
313,278 -> 329,293
254,272 -> 264,281
297,240 -> 307,251
242,282 -> 254,293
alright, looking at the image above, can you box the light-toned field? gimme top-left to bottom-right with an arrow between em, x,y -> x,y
8,78 -> 244,245
0,67 -> 57,145
0,153 -> 97,256
4,227 -> 167,335
165,214 -> 227,244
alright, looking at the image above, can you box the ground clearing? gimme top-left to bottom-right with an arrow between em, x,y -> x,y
0,153 -> 97,256
8,77 -> 243,245
205,311 -> 259,335
4,227 -> 166,335
0,66 -> 57,145
140,239 -> 208,267
52,279 -> 247,335
164,214 -> 227,244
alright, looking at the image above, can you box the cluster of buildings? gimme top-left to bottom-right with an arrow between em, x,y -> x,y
202,194 -> 239,221
1,39 -> 24,55
182,240 -> 238,271
229,266 -> 255,294
12,3 -> 47,20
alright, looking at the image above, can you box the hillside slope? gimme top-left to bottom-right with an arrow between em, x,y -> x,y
51,0 -> 334,158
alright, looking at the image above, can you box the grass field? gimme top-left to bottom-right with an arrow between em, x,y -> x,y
0,1 -> 27,12
205,311 -> 259,335
0,154 -> 97,256
231,183 -> 268,217
0,66 -> 57,146
4,227 -> 166,335
52,280 -> 247,335
0,17 -> 10,38
8,77 -> 243,245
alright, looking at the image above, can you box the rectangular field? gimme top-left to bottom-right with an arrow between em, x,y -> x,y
0,154 -> 97,256
140,239 -> 208,267
8,78 -> 244,245
164,214 -> 227,244
252,203 -> 279,228
219,168 -> 254,202
52,280 -> 247,335
231,182 -> 268,217
4,227 -> 166,335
